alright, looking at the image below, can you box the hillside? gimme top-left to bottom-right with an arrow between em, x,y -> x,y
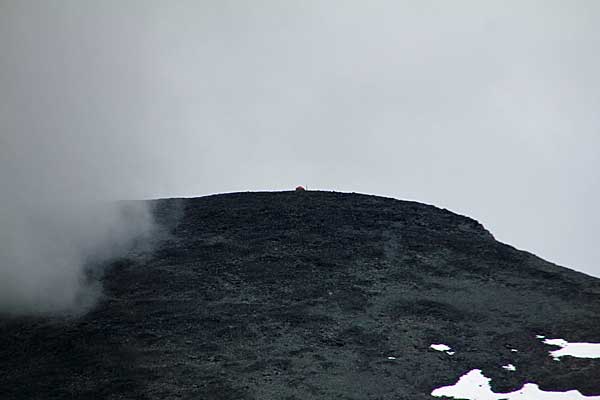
1,191 -> 599,399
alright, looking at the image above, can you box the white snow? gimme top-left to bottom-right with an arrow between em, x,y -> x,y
511,349 -> 519,352
542,338 -> 600,360
430,343 -> 455,356
428,336 -> 600,399
430,344 -> 451,352
387,356 -> 396,360
431,369 -> 600,400
502,363 -> 516,371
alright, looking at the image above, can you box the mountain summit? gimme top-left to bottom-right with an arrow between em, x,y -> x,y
2,191 -> 599,399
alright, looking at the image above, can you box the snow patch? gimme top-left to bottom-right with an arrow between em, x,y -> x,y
502,363 -> 516,371
430,343 -> 455,356
430,344 -> 453,355
541,338 -> 600,360
431,369 -> 600,399
430,344 -> 451,352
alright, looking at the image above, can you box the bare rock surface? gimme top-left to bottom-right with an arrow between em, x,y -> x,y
1,191 -> 600,399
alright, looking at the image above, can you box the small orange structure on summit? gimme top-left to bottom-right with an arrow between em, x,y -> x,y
295,185 -> 306,191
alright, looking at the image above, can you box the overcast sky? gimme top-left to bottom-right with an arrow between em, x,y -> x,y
1,1 -> 599,281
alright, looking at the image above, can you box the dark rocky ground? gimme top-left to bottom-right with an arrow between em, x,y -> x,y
1,191 -> 600,399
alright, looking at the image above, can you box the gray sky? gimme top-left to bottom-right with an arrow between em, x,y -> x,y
1,0 -> 599,297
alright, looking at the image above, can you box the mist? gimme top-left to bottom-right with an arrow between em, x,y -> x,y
1,0 -> 599,315
0,199 -> 153,315
0,2 -> 158,315
0,76 -> 156,315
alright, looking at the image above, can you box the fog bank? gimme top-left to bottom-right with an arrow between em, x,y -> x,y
0,2 -> 158,315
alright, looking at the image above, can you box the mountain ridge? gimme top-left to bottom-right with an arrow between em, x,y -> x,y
1,191 -> 599,399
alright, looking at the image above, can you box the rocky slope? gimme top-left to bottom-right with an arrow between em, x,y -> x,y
1,191 -> 599,399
